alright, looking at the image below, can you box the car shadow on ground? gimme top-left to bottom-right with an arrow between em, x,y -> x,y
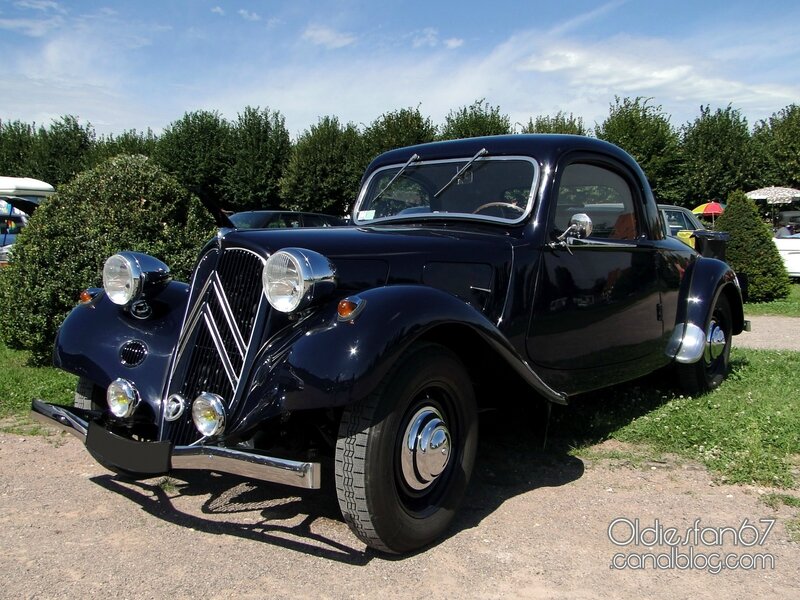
89,368 -> 695,562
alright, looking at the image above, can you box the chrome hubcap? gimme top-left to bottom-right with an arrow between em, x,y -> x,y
704,320 -> 727,363
400,406 -> 452,491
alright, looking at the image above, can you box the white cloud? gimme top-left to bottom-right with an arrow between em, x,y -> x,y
412,28 -> 438,48
444,38 -> 463,49
14,0 -> 65,13
238,9 -> 260,22
211,6 -> 224,16
302,25 -> 356,49
0,16 -> 62,36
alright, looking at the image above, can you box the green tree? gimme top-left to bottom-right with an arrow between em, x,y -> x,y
362,107 -> 437,159
0,155 -> 214,365
223,106 -> 292,212
439,99 -> 512,140
681,105 -> 757,205
280,116 -> 363,216
154,110 -> 232,211
92,129 -> 158,165
595,97 -> 684,205
714,190 -> 789,303
31,115 -> 95,186
521,111 -> 587,135
0,119 -> 37,176
752,104 -> 800,188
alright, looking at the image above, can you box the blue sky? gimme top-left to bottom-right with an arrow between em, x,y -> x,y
1,0 -> 799,138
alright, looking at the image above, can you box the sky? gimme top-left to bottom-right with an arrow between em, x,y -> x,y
1,0 -> 800,138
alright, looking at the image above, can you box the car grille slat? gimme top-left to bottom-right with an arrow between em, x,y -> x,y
160,248 -> 266,445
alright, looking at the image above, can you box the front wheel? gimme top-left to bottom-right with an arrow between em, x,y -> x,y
678,293 -> 732,394
335,343 -> 478,554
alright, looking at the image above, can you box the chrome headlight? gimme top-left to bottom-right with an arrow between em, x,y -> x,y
107,378 -> 140,418
262,248 -> 336,313
192,392 -> 226,437
103,254 -> 142,305
102,252 -> 171,307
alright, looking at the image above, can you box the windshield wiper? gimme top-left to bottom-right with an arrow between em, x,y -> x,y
433,148 -> 488,199
372,153 -> 421,203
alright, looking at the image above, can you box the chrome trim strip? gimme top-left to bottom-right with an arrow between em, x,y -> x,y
211,272 -> 246,358
30,399 -> 88,442
174,273 -> 215,365
202,307 -> 238,389
171,446 -> 320,489
31,400 -> 321,489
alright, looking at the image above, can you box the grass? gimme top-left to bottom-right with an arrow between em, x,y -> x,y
554,347 -> 800,488
0,343 -> 75,425
1,341 -> 799,489
745,283 -> 800,317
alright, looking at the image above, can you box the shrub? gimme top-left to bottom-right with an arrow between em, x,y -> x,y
715,190 -> 790,302
0,154 -> 215,365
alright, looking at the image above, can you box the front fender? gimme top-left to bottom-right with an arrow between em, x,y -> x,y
54,281 -> 190,414
666,257 -> 744,363
231,285 -> 565,437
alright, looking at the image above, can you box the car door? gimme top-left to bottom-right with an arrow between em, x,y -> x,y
527,158 -> 663,393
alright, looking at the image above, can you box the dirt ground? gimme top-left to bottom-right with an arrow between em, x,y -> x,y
1,317 -> 798,599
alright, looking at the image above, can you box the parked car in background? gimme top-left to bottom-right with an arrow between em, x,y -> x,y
0,176 -> 55,266
229,210 -> 345,229
659,204 -> 706,239
33,135 -> 747,554
774,233 -> 800,279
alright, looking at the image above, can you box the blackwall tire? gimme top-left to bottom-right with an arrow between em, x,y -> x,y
335,343 -> 478,554
678,293 -> 732,395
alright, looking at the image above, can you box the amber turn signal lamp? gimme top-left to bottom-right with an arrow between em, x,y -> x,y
337,296 -> 365,321
79,289 -> 94,304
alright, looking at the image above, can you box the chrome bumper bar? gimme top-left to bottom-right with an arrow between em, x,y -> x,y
31,399 -> 320,489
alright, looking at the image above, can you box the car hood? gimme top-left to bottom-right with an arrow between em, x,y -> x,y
221,225 -> 514,317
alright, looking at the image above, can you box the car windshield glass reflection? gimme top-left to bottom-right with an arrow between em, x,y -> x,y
356,157 -> 537,224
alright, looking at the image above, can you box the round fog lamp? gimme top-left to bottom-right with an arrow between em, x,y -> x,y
107,378 -> 140,418
192,392 -> 226,437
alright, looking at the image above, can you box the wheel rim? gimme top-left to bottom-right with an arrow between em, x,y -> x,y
400,405 -> 452,491
704,317 -> 728,366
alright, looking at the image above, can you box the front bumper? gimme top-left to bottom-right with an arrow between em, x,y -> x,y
31,399 -> 321,489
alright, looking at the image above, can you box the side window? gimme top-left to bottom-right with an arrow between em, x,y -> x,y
302,214 -> 325,227
555,163 -> 639,240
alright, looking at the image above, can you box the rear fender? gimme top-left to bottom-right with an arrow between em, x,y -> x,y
666,257 -> 744,364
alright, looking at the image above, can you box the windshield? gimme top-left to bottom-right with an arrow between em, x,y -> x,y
354,156 -> 538,225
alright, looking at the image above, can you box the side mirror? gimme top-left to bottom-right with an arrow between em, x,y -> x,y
558,213 -> 593,242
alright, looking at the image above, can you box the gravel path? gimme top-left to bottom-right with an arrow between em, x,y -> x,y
734,315 -> 800,351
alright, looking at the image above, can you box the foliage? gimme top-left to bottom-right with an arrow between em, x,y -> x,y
715,190 -> 790,302
439,99 -> 511,140
92,129 -> 158,164
681,105 -> 757,205
0,119 -> 37,176
222,106 -> 292,212
744,283 -> 800,317
154,110 -> 232,210
279,116 -> 363,216
0,155 -> 214,365
595,97 -> 684,205
362,107 -> 437,159
26,116 -> 96,186
752,104 -> 800,189
521,111 -> 587,135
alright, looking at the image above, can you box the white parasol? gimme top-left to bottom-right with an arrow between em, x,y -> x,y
745,186 -> 800,205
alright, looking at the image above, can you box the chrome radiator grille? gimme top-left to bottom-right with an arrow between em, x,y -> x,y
161,248 -> 266,445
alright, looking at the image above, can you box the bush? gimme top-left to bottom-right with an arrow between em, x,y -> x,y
715,190 -> 790,302
0,154 -> 215,365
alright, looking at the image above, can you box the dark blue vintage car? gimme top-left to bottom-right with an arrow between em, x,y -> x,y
32,135 -> 747,553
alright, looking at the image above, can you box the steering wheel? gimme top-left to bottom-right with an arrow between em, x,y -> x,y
472,201 -> 525,215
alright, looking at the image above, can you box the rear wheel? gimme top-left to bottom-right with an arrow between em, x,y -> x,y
335,343 -> 478,554
74,376 -> 105,410
678,294 -> 732,394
